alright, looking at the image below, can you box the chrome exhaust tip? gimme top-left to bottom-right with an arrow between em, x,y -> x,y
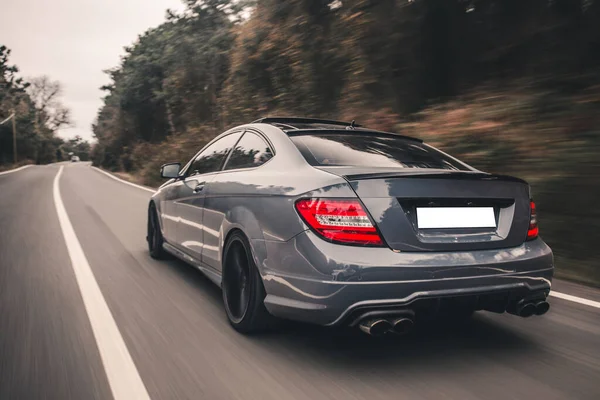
391,317 -> 414,335
359,319 -> 393,336
534,301 -> 550,316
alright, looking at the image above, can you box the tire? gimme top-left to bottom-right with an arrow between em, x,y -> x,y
222,231 -> 274,333
147,203 -> 167,259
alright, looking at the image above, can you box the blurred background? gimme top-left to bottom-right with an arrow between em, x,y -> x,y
2,0 -> 599,286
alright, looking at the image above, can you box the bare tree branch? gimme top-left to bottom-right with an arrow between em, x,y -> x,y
27,75 -> 73,132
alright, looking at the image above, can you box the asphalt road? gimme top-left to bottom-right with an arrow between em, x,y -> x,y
1,163 -> 599,400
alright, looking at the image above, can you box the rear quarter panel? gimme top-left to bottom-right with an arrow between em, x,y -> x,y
200,135 -> 350,274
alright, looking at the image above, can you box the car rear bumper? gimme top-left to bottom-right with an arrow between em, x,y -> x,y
261,232 -> 554,326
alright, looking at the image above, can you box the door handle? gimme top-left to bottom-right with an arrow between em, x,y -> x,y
184,178 -> 205,193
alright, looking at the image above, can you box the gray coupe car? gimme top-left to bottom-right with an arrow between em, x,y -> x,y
147,117 -> 553,335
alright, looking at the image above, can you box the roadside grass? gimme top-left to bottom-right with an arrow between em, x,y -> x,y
0,159 -> 34,172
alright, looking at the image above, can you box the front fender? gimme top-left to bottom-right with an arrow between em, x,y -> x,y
149,191 -> 167,235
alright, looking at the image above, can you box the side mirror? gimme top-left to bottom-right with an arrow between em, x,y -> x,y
160,162 -> 181,179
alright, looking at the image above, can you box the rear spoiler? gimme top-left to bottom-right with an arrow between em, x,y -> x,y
286,129 -> 423,143
343,171 -> 528,185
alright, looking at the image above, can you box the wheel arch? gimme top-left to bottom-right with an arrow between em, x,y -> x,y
148,199 -> 165,234
221,208 -> 268,278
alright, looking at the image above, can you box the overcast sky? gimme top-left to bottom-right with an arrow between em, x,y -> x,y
0,0 -> 185,141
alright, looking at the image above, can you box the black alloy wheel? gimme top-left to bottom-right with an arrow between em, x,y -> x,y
223,241 -> 251,323
222,232 -> 274,333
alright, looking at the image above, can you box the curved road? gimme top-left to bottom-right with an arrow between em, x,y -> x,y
1,163 -> 599,400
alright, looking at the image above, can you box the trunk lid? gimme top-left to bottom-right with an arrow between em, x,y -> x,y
318,167 -> 531,252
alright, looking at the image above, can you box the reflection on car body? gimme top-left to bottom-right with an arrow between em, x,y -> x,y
146,117 -> 553,335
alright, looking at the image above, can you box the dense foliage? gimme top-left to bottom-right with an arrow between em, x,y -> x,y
92,0 -> 600,285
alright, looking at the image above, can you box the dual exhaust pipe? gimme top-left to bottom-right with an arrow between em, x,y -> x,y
510,300 -> 550,318
359,299 -> 550,335
359,317 -> 414,336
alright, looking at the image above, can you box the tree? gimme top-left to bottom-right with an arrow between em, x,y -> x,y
1,45 -> 75,165
94,0 -> 600,165
61,135 -> 91,161
93,0 -> 239,170
1,45 -> 35,165
0,45 -> 30,96
221,0 -> 344,122
27,76 -> 72,132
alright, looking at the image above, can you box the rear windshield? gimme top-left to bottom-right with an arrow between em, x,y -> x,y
289,133 -> 469,170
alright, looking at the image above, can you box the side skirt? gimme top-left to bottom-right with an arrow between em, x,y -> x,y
162,242 -> 223,287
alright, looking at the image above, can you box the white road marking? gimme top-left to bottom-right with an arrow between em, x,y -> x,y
0,164 -> 31,176
53,166 -> 151,400
91,166 -> 155,193
550,291 -> 600,309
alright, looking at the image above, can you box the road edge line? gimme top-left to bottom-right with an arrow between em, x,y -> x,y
0,164 -> 31,176
53,166 -> 151,400
550,291 -> 600,309
91,166 -> 155,193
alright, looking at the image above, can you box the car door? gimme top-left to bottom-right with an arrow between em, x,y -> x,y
202,130 -> 275,272
172,131 -> 244,262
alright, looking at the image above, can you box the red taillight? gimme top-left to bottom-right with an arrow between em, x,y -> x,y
295,198 -> 383,246
527,201 -> 539,240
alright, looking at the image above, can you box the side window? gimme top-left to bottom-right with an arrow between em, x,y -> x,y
188,132 -> 242,177
223,132 -> 274,171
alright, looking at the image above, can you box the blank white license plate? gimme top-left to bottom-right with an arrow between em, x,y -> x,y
416,207 -> 496,229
